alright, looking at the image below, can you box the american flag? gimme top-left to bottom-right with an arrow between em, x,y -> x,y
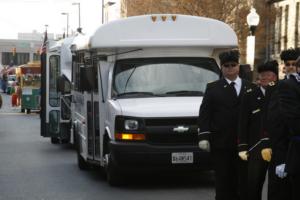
40,30 -> 48,55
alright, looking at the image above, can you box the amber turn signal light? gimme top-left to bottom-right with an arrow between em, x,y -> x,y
115,133 -> 145,141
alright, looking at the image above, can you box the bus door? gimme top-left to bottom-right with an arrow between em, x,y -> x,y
86,59 -> 100,162
41,53 -> 61,138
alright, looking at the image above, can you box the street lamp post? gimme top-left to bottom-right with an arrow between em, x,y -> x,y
72,2 -> 82,33
246,7 -> 260,71
102,0 -> 116,24
61,12 -> 69,37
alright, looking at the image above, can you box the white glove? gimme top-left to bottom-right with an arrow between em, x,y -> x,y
198,140 -> 210,152
238,151 -> 248,161
275,164 -> 287,179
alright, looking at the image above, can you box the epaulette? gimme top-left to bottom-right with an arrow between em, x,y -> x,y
268,81 -> 275,86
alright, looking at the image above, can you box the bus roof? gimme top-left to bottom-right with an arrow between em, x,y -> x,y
82,14 -> 237,50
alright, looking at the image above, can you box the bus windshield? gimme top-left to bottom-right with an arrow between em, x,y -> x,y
113,57 -> 220,98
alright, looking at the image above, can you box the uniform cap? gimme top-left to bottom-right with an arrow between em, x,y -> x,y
219,50 -> 240,65
257,60 -> 279,76
280,48 -> 300,62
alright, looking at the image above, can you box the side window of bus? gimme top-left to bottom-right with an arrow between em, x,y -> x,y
72,53 -> 84,91
49,55 -> 60,107
73,63 -> 81,91
93,61 -> 98,92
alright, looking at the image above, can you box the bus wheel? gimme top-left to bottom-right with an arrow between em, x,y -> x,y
76,135 -> 89,170
61,138 -> 69,144
51,137 -> 59,144
21,108 -> 25,113
26,109 -> 31,114
105,153 -> 122,186
77,149 -> 89,170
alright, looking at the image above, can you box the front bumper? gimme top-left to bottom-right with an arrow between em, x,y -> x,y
109,140 -> 212,171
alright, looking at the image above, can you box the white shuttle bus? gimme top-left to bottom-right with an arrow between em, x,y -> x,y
66,14 -> 238,185
40,37 -> 74,144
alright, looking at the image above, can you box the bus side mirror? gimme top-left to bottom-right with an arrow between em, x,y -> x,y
80,66 -> 95,91
57,75 -> 71,94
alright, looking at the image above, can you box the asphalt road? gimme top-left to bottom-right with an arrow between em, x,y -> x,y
0,93 -> 216,200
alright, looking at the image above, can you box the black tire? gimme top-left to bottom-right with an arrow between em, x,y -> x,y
61,138 -> 69,144
76,133 -> 89,170
77,148 -> 89,170
105,152 -> 122,186
21,108 -> 25,113
26,109 -> 31,114
72,125 -> 78,149
51,137 -> 59,144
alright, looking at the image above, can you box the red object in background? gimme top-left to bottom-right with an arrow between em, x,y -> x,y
11,93 -> 18,107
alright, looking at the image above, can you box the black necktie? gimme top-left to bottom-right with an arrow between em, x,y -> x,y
230,82 -> 237,96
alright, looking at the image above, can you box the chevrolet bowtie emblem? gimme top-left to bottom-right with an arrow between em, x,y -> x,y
173,126 -> 189,133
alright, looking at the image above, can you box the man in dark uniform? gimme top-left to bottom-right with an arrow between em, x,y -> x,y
260,48 -> 299,200
238,60 -> 278,200
276,57 -> 300,200
198,50 -> 255,200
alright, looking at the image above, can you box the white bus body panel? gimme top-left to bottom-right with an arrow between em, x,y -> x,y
72,14 -> 238,168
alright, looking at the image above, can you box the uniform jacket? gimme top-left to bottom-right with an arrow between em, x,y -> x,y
262,82 -> 290,165
198,78 -> 255,150
238,86 -> 266,159
277,76 -> 300,175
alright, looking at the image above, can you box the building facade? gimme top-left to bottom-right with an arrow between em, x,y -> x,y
0,31 -> 55,69
269,0 -> 300,59
0,39 -> 42,68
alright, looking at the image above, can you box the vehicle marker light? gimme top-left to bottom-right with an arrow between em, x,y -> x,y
151,16 -> 157,22
161,16 -> 167,21
115,133 -> 145,141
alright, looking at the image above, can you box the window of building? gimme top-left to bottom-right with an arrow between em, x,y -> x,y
1,52 -> 29,65
295,2 -> 300,48
1,52 -> 14,65
16,53 -> 30,65
284,5 -> 289,50
277,7 -> 282,54
33,53 -> 40,61
271,17 -> 276,55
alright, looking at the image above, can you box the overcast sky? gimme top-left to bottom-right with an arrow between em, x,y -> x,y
0,0 -> 105,39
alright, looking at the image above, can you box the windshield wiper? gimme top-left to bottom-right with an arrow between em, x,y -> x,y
116,91 -> 162,98
165,90 -> 204,96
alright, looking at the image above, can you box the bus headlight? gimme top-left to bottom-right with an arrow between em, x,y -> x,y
115,116 -> 145,141
124,119 -> 139,130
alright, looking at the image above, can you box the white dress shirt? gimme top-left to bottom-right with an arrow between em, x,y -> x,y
225,76 -> 242,96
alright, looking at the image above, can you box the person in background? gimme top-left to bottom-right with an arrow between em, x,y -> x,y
198,50 -> 255,200
260,48 -> 299,200
0,93 -> 2,108
274,54 -> 300,200
238,60 -> 278,200
15,82 -> 21,107
296,56 -> 300,74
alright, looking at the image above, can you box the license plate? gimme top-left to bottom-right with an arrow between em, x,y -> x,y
171,152 -> 193,164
